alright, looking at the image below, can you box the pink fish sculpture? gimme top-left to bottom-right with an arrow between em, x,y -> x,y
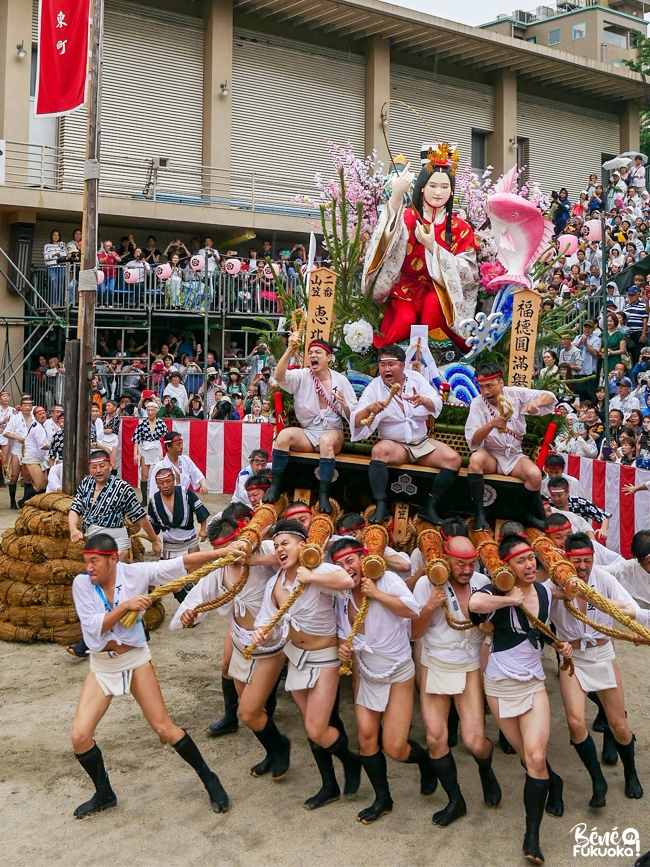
484,165 -> 554,289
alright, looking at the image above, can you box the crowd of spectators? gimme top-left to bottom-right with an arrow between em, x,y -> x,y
536,161 -> 650,469
40,231 -> 319,313
83,330 -> 278,423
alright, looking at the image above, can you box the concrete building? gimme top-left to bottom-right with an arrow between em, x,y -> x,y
481,1 -> 648,67
0,0 -> 645,392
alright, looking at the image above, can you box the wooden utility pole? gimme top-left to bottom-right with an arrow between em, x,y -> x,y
64,0 -> 103,493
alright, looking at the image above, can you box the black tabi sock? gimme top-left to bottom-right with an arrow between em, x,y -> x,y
467,473 -> 489,529
404,739 -> 438,796
523,774 -> 550,863
572,734 -> 607,807
430,751 -> 467,826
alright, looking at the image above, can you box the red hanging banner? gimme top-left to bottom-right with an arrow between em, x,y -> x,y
35,0 -> 91,117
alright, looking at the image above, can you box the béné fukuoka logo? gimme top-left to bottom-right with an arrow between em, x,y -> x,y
571,823 -> 640,858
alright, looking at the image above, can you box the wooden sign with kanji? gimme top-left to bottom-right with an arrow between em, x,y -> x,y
303,267 -> 337,367
508,288 -> 541,389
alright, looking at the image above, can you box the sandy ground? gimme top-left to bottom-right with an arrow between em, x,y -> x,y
2,491 -> 650,867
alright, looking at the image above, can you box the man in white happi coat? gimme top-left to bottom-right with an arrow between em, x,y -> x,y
263,336 -> 357,514
148,430 -> 208,500
411,532 -> 501,826
548,532 -> 643,806
349,344 -> 461,525
543,513 -> 622,568
603,530 -> 650,625
332,536 -> 436,825
465,362 -> 556,530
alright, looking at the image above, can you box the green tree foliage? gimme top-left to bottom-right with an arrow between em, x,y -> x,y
623,31 -> 650,155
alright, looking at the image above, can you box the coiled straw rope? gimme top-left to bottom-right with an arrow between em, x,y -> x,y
120,555 -> 240,628
471,528 -> 574,676
243,582 -> 306,660
339,524 -> 389,675
191,564 -> 251,615
527,528 -> 650,645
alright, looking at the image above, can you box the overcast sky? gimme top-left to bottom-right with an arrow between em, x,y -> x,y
388,0 -> 523,26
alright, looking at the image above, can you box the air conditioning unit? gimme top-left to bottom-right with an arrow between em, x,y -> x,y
535,6 -> 555,18
513,9 -> 534,22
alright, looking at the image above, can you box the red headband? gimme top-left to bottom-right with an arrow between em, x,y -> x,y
88,455 -> 109,464
498,532 -> 528,541
166,436 -> 183,444
331,546 -> 368,562
308,340 -> 332,353
341,522 -> 365,532
284,505 -> 313,519
476,371 -> 503,382
84,548 -> 118,556
247,482 -> 270,491
502,545 -> 534,562
565,548 -> 594,557
546,522 -> 572,533
211,520 -> 247,547
444,543 -> 477,560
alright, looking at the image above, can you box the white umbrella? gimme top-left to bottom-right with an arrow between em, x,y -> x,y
620,150 -> 648,165
602,156 -> 632,170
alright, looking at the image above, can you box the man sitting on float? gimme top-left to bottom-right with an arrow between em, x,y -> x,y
464,362 -> 556,531
349,344 -> 461,525
263,335 -> 357,514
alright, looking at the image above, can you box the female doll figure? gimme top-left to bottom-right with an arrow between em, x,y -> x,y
364,142 -> 479,350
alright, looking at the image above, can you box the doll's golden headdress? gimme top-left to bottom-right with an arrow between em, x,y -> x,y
421,141 -> 460,176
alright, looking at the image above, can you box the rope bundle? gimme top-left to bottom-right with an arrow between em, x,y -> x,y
471,528 -> 574,676
192,565 -> 251,615
120,555 -> 239,628
244,512 -> 335,660
340,524 -> 389,675
527,528 -> 650,645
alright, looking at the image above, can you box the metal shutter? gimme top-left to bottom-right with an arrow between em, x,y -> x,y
388,66 -> 494,171
58,0 -> 203,197
517,94 -> 619,200
231,28 -> 365,205
32,0 -> 39,42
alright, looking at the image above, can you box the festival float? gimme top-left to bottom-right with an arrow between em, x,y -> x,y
256,137 -> 588,526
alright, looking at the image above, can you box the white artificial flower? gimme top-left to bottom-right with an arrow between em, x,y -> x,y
343,318 -> 374,352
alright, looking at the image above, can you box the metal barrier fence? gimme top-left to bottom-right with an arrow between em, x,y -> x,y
30,263 -> 300,316
4,140 -> 321,217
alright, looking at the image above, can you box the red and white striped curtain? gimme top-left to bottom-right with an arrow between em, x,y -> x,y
119,419 -> 274,494
117,419 -> 643,558
563,455 -> 650,559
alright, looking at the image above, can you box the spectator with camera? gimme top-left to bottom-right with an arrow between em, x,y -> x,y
143,235 -> 161,265
43,230 -> 66,305
124,247 -> 151,303
163,370 -> 189,408
98,239 -> 121,308
157,395 -> 185,419
121,358 -> 146,403
185,395 -> 204,419
198,368 -> 220,416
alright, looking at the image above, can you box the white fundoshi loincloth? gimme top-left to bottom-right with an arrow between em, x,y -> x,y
483,674 -> 545,718
571,641 -> 617,693
283,640 -> 340,691
89,645 -> 152,696
355,650 -> 414,712
229,633 -> 285,685
139,440 -> 163,465
421,649 -> 479,696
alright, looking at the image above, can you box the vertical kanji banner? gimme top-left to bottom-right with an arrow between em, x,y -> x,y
35,0 -> 91,117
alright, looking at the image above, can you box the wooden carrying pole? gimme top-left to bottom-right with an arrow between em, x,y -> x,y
75,0 -> 104,488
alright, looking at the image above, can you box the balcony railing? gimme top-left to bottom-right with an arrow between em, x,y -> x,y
30,263 -> 301,317
3,141 -> 321,217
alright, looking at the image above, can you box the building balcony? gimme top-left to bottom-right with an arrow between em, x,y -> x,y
31,263 -> 303,319
2,141 -> 320,234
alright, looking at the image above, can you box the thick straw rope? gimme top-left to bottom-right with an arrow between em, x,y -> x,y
527,528 -> 650,645
471,531 -> 574,676
120,555 -> 239,628
243,513 -> 335,660
563,599 -> 645,643
441,602 -> 474,631
191,565 -> 251,615
242,582 -> 306,660
339,525 -> 389,675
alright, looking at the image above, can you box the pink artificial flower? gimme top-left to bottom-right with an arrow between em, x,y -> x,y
479,260 -> 506,292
